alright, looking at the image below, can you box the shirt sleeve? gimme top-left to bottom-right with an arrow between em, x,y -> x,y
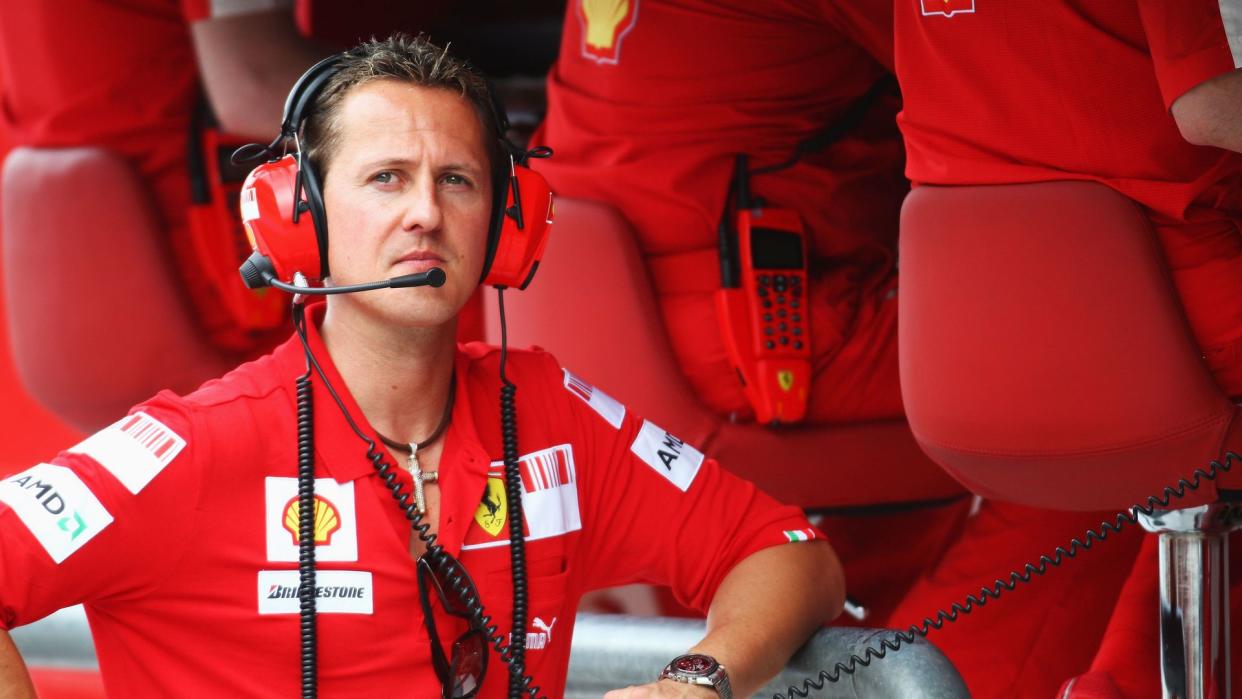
181,0 -> 294,23
0,392 -> 203,630
1138,0 -> 1242,109
555,360 -> 825,614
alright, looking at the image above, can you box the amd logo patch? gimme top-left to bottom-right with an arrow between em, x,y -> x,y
0,464 -> 113,563
629,421 -> 704,492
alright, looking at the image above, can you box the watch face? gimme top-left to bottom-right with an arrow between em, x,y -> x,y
673,654 -> 718,677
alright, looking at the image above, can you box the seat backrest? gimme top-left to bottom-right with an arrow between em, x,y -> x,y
900,181 -> 1234,510
2,146 -> 228,431
486,196 -> 965,509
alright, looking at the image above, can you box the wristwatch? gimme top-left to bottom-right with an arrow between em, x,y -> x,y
659,653 -> 733,698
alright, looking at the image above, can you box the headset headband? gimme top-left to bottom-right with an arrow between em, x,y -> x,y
281,55 -> 345,137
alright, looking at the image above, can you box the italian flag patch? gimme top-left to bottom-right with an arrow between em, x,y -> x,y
783,528 -> 817,543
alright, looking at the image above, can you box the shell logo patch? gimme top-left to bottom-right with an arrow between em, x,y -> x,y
475,477 -> 508,537
282,495 -> 342,545
777,370 -> 794,392
920,0 -> 975,18
265,477 -> 357,562
577,0 -> 639,65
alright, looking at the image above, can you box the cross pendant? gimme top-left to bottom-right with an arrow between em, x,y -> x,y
406,442 -> 439,515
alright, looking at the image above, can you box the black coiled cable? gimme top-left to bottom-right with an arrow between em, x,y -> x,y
498,287 -> 532,699
775,452 -> 1239,698
290,299 -> 544,699
294,305 -> 318,699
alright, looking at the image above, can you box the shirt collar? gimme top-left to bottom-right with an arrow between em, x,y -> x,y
271,300 -> 488,484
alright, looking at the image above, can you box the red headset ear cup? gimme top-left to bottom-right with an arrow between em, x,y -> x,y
239,154 -> 323,282
483,165 -> 555,289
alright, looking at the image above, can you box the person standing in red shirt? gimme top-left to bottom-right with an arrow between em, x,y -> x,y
0,1 -> 324,431
536,0 -> 907,425
893,2 -> 1241,696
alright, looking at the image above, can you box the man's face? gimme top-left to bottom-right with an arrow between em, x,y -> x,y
321,80 -> 493,328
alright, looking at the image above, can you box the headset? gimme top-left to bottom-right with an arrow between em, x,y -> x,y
232,48 -> 555,699
234,53 -> 555,296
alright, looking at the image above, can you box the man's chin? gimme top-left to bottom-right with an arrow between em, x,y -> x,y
330,292 -> 461,331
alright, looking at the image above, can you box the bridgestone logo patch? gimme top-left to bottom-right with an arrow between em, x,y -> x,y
0,464 -> 114,563
257,570 -> 373,615
70,411 -> 186,494
629,420 -> 704,492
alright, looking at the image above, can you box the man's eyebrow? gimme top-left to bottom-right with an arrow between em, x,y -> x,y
359,157 -> 486,174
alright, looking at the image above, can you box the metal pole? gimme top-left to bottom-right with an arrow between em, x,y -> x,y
1141,504 -> 1240,699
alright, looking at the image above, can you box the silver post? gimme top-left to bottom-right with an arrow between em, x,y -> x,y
1140,503 -> 1240,699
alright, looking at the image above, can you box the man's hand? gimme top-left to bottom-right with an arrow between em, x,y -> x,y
604,679 -> 718,698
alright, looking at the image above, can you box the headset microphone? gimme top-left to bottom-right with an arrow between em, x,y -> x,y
239,251 -> 446,295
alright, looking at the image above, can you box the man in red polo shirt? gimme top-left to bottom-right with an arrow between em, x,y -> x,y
0,35 -> 844,698
893,1 -> 1241,696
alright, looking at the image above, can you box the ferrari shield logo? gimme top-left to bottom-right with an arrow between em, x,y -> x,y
920,0 -> 975,18
777,370 -> 795,392
578,0 -> 639,65
474,477 -> 507,537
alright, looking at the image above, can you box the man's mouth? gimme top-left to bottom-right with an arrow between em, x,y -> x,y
393,252 -> 446,273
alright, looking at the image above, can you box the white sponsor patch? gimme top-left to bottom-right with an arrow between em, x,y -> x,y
630,421 -> 704,492
257,570 -> 373,615
463,444 -> 582,551
69,412 -> 186,495
240,186 -> 261,221
0,464 -> 113,563
920,0 -> 975,18
563,369 -> 625,429
265,478 -> 358,562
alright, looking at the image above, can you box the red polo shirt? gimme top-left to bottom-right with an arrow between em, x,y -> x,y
897,0 -> 1241,217
0,303 -> 821,697
895,0 -> 1242,393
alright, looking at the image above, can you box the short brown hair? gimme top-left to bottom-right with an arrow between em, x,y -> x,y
302,34 -> 503,178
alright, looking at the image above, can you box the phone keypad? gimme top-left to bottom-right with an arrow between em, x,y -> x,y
757,274 -> 807,352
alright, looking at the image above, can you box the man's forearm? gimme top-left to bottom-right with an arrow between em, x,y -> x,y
1171,68 -> 1242,154
690,542 -> 844,698
0,629 -> 36,699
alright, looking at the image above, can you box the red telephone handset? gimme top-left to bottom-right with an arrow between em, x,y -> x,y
715,207 -> 811,424
187,122 -> 289,350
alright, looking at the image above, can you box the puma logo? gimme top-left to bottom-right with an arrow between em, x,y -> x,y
526,616 -> 556,650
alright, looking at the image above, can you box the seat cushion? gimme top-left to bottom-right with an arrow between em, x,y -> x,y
900,181 -> 1236,510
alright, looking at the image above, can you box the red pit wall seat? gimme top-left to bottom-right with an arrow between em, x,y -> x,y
2,147 -> 229,432
900,181 -> 1240,510
486,196 -> 964,511
900,181 -> 1241,696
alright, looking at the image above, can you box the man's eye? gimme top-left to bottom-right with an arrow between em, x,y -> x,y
372,171 -> 394,184
442,173 -> 470,186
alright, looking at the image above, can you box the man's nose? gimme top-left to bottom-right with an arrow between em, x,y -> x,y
400,177 -> 443,233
